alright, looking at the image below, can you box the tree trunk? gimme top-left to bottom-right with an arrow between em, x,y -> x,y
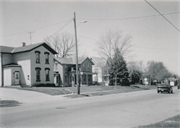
115,74 -> 117,86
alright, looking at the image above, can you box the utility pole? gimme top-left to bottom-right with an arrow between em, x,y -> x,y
1,53 -> 4,87
73,12 -> 80,94
28,31 -> 35,45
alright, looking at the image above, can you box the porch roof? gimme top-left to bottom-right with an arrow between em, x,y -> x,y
54,57 -> 94,65
3,63 -> 21,68
70,71 -> 97,75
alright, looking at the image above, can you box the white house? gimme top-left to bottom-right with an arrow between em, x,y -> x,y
0,42 -> 57,87
91,57 -> 106,84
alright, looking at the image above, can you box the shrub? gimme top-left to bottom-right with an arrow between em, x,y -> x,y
121,78 -> 130,86
31,83 -> 55,87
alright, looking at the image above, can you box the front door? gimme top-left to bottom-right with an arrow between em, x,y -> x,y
15,72 -> 20,85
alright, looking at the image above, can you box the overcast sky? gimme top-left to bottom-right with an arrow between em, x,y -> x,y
0,0 -> 179,76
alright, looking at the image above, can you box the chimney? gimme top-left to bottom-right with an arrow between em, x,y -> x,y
22,42 -> 26,47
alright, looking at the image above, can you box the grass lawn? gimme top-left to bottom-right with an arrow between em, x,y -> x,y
5,84 -> 157,96
64,85 -> 157,98
18,87 -> 72,95
135,115 -> 180,128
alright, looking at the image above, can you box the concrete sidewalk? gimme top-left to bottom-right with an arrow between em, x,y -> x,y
0,87 -> 67,104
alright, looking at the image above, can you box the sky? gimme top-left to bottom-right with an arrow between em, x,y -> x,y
0,0 -> 179,76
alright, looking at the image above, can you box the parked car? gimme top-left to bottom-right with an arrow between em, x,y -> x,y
157,84 -> 173,93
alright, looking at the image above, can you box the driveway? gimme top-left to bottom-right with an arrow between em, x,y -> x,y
0,87 -> 67,104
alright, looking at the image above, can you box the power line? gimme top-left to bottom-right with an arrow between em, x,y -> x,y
144,0 -> 180,32
81,12 -> 179,21
1,19 -> 72,37
46,19 -> 73,40
1,11 -> 179,37
134,46 -> 178,52
79,35 -> 97,41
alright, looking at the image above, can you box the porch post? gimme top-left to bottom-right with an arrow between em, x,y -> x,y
86,74 -> 88,85
87,74 -> 89,85
80,74 -> 83,86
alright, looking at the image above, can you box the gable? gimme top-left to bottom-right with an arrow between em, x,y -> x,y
91,57 -> 106,67
12,43 -> 57,54
81,57 -> 94,65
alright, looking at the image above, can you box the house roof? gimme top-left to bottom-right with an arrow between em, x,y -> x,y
54,57 -> 74,64
0,42 -> 57,54
54,57 -> 94,65
0,46 -> 15,53
168,77 -> 176,81
91,57 -> 106,67
3,63 -> 21,68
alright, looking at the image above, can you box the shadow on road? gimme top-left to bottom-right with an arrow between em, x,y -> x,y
0,100 -> 22,108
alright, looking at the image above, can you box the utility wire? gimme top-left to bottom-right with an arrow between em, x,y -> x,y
81,12 -> 179,21
2,11 -> 179,37
144,0 -> 180,32
45,19 -> 73,40
1,19 -> 73,37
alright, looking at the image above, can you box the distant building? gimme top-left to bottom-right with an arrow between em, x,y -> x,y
0,42 -> 57,87
102,58 -> 111,86
90,57 -> 106,84
54,57 -> 95,87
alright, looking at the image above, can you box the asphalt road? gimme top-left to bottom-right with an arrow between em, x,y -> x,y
0,87 -> 179,128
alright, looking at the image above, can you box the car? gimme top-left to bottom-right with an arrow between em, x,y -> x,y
157,84 -> 173,93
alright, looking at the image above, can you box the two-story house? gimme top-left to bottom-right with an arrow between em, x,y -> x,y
54,57 -> 95,87
0,42 -> 57,87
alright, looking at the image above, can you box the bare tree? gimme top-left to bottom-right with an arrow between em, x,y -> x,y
44,32 -> 75,58
96,30 -> 132,62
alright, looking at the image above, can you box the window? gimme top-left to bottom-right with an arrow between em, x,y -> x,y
44,52 -> 49,64
55,63 -> 58,70
35,51 -> 40,63
16,74 -> 19,79
65,65 -> 67,72
87,63 -> 90,70
45,68 -> 50,81
65,74 -> 67,82
84,75 -> 86,82
35,68 -> 41,81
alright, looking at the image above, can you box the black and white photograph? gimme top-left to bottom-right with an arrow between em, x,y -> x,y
0,0 -> 180,127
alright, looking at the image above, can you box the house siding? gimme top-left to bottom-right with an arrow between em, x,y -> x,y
92,66 -> 102,82
0,53 -> 2,86
13,52 -> 31,85
30,46 -> 54,85
54,60 -> 64,86
3,54 -> 13,65
3,68 -> 11,86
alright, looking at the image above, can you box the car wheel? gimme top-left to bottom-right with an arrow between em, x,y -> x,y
168,89 -> 171,93
169,89 -> 172,93
157,90 -> 159,93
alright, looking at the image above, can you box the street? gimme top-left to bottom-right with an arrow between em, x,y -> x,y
0,87 -> 180,128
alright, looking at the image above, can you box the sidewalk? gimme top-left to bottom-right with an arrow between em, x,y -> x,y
0,87 -> 67,104
0,84 -> 158,104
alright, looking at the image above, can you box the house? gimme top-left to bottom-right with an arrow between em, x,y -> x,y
54,57 -> 95,87
90,57 -> 106,84
0,42 -> 57,87
101,58 -> 112,86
